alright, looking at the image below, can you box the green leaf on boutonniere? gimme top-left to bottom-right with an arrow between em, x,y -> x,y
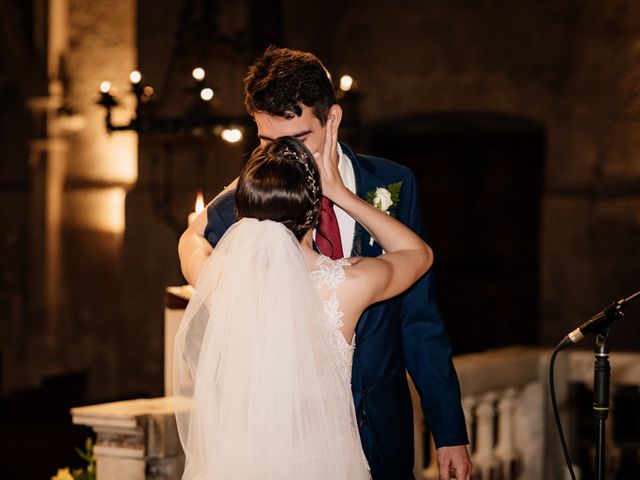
365,189 -> 376,205
388,181 -> 403,207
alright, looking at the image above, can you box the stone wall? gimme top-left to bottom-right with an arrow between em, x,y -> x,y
280,0 -> 640,349
2,0 -> 640,401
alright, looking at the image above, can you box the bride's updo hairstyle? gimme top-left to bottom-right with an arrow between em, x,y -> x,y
235,136 -> 322,239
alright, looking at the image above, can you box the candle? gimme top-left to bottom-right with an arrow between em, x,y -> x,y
188,191 -> 205,226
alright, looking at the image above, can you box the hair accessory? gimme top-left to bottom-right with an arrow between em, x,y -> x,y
279,143 -> 322,235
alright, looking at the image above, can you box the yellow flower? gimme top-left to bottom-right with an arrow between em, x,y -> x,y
51,467 -> 75,480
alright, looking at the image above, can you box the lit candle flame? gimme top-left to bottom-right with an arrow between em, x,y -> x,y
192,67 -> 205,81
195,191 -> 204,214
221,128 -> 243,143
130,70 -> 142,84
100,81 -> 112,94
200,88 -> 214,101
339,75 -> 354,92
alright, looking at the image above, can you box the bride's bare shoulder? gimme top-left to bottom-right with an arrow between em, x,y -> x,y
344,255 -> 387,273
342,256 -> 385,285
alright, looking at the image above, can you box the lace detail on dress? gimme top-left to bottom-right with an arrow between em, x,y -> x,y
323,291 -> 344,330
310,255 -> 350,290
310,255 -> 355,383
309,255 -> 370,474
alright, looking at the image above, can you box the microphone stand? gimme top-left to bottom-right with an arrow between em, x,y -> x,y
590,301 -> 624,480
551,289 -> 639,480
593,331 -> 611,480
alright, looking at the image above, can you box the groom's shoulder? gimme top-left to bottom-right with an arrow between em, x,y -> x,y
210,188 -> 236,210
356,153 -> 414,180
343,143 -> 414,181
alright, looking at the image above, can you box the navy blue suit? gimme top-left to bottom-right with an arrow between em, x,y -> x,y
204,143 -> 468,479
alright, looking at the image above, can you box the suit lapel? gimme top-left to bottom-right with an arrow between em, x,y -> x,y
341,143 -> 386,258
341,144 -> 389,338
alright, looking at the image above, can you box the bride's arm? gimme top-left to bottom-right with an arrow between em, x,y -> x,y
317,119 -> 432,306
178,179 -> 238,285
178,211 -> 212,286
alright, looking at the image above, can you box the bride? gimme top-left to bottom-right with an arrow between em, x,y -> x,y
174,119 -> 433,479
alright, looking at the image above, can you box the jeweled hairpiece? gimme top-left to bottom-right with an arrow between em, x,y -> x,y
279,144 -> 321,233
280,145 -> 320,199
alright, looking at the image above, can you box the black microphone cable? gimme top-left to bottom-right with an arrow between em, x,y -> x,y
549,346 -> 577,480
549,289 -> 640,480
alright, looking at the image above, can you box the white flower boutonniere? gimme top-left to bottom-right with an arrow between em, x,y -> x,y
366,181 -> 403,246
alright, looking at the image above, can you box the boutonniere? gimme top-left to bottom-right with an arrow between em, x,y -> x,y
366,181 -> 403,246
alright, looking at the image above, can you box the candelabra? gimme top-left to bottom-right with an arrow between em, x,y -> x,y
96,66 -> 359,237
97,67 -> 246,142
95,66 -> 251,237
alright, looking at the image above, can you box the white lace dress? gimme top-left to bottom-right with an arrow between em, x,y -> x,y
310,255 -> 370,475
310,256 -> 355,380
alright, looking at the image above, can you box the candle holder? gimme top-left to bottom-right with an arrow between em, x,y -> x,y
96,67 -> 248,138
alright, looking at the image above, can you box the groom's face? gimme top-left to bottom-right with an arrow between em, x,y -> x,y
254,105 -> 331,157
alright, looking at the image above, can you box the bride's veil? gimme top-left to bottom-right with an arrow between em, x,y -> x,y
173,218 -> 366,480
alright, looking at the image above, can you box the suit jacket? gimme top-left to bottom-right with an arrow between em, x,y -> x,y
204,143 -> 468,479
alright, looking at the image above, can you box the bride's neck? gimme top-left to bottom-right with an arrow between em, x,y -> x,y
300,229 -> 314,250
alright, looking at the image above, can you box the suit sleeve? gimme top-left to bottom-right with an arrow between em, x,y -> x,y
399,171 -> 469,448
204,189 -> 237,247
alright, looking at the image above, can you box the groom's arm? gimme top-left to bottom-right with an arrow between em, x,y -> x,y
178,179 -> 238,286
397,171 -> 471,478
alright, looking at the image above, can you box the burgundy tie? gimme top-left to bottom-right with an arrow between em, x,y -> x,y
316,197 -> 344,259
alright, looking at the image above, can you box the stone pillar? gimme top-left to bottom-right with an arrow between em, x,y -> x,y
62,0 -> 138,399
26,133 -> 67,372
495,388 -> 522,480
18,0 -> 75,389
472,392 -> 500,480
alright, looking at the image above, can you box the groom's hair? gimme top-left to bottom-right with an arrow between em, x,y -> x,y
244,46 -> 337,125
236,137 -> 322,239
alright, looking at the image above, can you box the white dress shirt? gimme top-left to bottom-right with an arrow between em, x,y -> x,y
335,144 -> 357,256
313,144 -> 357,257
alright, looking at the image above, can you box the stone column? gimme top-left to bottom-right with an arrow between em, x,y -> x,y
19,0 -> 74,388
62,0 -> 138,399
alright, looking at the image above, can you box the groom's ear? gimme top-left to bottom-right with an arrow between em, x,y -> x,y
328,104 -> 343,133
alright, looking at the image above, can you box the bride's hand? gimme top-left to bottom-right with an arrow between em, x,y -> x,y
314,118 -> 346,202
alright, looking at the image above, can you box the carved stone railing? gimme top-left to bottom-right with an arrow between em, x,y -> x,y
69,293 -> 640,479
412,346 -> 566,480
413,346 -> 640,480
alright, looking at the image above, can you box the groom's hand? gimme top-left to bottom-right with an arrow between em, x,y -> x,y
436,445 -> 472,480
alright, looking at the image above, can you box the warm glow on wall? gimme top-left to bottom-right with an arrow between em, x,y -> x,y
91,129 -> 138,185
64,187 -> 128,234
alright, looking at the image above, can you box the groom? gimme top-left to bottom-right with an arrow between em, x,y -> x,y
179,47 -> 471,479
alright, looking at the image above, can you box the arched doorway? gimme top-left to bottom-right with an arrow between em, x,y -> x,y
369,112 -> 544,353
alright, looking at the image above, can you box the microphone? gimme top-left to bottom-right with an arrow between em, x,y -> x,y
555,289 -> 640,351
